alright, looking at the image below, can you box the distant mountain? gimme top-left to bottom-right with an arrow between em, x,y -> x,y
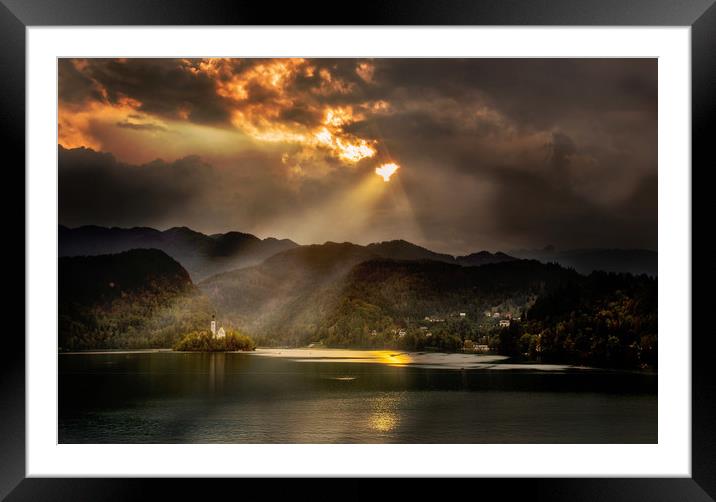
59,249 -> 212,350
60,224 -> 522,281
367,239 -> 518,267
509,247 -> 657,276
366,239 -> 455,263
59,225 -> 299,281
457,250 -> 517,267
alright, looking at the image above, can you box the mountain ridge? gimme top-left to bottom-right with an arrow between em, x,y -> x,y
59,224 -> 300,281
60,224 -> 657,281
59,225 -> 520,280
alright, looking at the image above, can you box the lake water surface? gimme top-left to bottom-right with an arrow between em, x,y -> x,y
59,349 -> 657,443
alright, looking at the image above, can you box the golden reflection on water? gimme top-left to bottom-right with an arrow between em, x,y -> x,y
369,394 -> 402,433
371,413 -> 398,432
374,351 -> 412,367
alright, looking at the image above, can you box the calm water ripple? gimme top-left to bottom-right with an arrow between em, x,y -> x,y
59,350 -> 657,443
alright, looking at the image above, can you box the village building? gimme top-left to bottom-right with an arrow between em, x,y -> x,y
499,320 -> 511,328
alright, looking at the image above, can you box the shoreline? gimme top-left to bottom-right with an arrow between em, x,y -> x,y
59,348 -> 174,355
57,347 -> 656,374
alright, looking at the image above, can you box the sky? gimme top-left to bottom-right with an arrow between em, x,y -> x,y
58,58 -> 657,254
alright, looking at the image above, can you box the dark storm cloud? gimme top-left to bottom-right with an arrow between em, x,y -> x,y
58,59 -> 105,104
59,146 -> 213,227
355,59 -> 656,250
59,59 -> 232,124
58,145 -> 363,238
370,59 -> 657,130
58,58 -> 657,252
59,58 -> 373,130
374,115 -> 656,251
481,166 -> 657,250
59,58 -> 657,138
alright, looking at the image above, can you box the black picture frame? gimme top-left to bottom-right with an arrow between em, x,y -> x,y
2,0 -> 713,499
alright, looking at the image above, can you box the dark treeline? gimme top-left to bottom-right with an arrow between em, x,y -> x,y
515,271 -> 657,368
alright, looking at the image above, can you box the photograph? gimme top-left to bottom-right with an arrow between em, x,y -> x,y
57,57 -> 658,444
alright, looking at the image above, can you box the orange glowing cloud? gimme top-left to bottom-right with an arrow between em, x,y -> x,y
187,58 -> 379,166
59,58 -> 391,173
356,62 -> 375,83
58,96 -> 149,151
314,67 -> 355,96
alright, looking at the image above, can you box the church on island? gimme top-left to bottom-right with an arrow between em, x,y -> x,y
210,316 -> 226,339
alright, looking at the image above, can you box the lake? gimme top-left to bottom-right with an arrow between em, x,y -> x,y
59,349 -> 657,443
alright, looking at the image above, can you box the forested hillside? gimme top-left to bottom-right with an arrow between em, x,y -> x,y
518,271 -> 657,367
59,249 -> 213,350
199,243 -> 657,368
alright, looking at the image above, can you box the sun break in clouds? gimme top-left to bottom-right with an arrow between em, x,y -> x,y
58,58 -> 657,253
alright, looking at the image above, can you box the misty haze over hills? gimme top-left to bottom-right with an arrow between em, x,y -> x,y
198,243 -> 571,346
59,225 -> 521,281
59,225 -> 299,281
59,225 -> 656,280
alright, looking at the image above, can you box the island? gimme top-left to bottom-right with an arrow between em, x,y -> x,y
174,322 -> 256,352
